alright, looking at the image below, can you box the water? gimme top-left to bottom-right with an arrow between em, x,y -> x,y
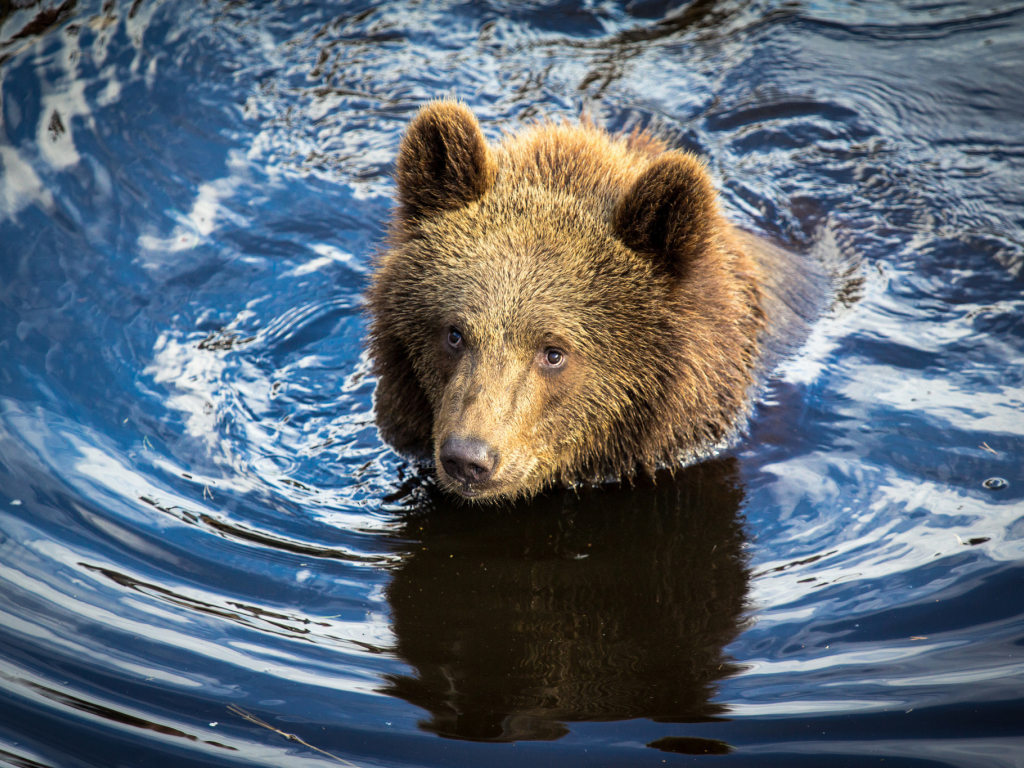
1,0 -> 1022,765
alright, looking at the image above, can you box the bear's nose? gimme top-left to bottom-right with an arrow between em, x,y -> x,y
440,436 -> 499,486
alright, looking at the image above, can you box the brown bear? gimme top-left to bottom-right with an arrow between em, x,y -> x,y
367,99 -> 825,502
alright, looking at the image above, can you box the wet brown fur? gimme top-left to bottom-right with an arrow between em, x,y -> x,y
368,99 -> 814,501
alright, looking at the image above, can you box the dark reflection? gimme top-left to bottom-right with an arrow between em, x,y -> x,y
0,0 -> 78,50
648,735 -> 732,755
383,460 -> 750,742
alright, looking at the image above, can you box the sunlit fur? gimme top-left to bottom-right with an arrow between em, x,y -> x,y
368,99 -> 810,502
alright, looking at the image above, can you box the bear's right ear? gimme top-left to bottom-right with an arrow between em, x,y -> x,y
613,152 -> 719,278
395,100 -> 497,220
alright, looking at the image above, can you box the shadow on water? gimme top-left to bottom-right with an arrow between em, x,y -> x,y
383,459 -> 750,743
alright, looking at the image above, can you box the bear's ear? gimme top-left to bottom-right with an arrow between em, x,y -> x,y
613,153 -> 719,277
395,100 -> 497,220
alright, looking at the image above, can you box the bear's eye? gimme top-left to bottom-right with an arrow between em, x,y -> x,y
447,327 -> 463,349
543,348 -> 565,367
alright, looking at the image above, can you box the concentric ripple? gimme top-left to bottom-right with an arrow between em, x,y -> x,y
1,0 -> 1022,765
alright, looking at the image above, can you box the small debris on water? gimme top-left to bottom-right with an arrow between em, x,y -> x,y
983,477 -> 1008,491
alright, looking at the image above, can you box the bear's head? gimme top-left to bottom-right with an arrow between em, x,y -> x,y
368,100 -> 762,501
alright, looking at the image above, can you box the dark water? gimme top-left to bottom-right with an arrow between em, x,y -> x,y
1,0 -> 1023,765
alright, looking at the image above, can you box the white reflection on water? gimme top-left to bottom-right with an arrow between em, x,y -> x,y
137,151 -> 254,256
752,467 -> 1023,615
1,526 -> 396,687
745,738 -> 1024,768
0,145 -> 55,220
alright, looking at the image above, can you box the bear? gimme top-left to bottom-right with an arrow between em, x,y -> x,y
367,99 -> 826,502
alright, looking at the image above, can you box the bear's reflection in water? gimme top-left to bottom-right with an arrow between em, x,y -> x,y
383,459 -> 750,742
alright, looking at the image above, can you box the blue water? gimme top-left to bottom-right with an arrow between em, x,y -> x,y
1,1 -> 1022,765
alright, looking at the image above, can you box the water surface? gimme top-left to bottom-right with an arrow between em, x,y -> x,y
1,0 -> 1023,765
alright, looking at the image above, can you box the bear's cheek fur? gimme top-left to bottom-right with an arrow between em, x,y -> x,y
429,345 -> 584,499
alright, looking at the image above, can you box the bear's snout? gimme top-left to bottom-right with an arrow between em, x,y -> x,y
439,435 -> 500,489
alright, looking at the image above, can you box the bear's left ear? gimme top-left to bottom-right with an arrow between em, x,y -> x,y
613,152 -> 719,278
395,99 -> 497,220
